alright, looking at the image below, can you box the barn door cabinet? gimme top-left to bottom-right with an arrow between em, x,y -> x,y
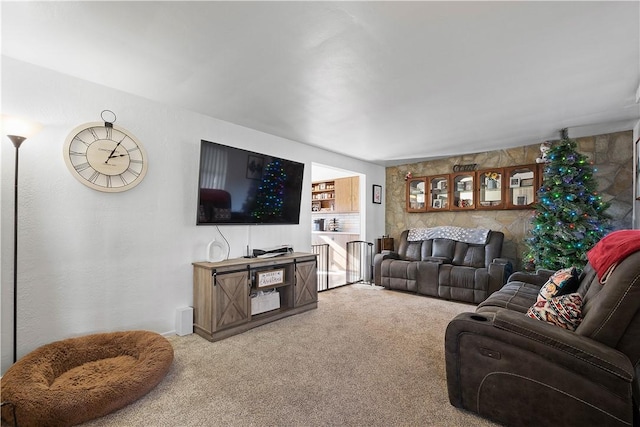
193,253 -> 317,342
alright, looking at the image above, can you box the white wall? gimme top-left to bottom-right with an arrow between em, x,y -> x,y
0,57 -> 386,372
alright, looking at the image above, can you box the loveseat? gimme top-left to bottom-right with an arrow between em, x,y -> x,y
445,230 -> 640,426
373,227 -> 512,304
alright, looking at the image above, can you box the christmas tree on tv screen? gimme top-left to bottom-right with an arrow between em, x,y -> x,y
252,159 -> 286,220
525,133 -> 610,271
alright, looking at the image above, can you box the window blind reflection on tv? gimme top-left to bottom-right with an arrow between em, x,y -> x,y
197,140 -> 305,225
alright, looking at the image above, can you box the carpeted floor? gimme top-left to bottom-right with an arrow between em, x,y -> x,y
82,284 -> 498,426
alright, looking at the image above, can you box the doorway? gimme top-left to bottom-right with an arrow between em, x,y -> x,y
311,163 -> 365,290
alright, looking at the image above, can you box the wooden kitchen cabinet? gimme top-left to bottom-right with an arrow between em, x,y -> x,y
334,177 -> 360,212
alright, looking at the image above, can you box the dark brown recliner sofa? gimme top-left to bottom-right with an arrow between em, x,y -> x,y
445,248 -> 640,426
373,228 -> 512,304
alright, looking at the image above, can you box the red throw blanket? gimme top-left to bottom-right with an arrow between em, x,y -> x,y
586,230 -> 640,282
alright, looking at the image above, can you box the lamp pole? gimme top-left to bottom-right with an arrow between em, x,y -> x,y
3,114 -> 40,365
7,135 -> 25,363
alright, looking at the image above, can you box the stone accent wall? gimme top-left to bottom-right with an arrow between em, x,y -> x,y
385,131 -> 633,270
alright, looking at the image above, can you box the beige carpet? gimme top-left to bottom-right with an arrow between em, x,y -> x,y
83,285 -> 498,426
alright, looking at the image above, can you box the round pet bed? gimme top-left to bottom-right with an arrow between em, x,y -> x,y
1,330 -> 173,427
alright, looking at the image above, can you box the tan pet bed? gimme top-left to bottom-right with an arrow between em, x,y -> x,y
1,330 -> 174,427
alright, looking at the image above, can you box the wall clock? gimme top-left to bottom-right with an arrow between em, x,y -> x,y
63,113 -> 148,192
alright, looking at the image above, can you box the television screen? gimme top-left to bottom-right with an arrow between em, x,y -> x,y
197,140 -> 305,225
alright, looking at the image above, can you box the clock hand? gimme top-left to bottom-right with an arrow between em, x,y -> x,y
108,153 -> 127,159
105,142 -> 122,163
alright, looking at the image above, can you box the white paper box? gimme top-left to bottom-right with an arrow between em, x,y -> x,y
251,291 -> 280,315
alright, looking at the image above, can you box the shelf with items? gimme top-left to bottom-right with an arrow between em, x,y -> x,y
426,175 -> 450,211
406,177 -> 427,212
451,172 -> 475,210
312,177 -> 359,213
505,164 -> 537,209
312,180 -> 336,212
477,168 -> 505,209
405,163 -> 539,212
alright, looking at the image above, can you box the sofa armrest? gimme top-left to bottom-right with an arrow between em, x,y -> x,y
507,269 -> 554,287
487,258 -> 513,295
445,310 -> 634,425
373,251 -> 401,285
492,309 -> 633,381
446,310 -> 633,387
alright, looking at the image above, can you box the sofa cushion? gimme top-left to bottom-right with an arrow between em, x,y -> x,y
423,256 -> 448,264
577,252 -> 640,352
404,241 -> 422,261
476,281 -> 540,314
537,267 -> 579,302
527,293 -> 583,331
382,259 -> 418,292
420,239 -> 433,260
439,265 -> 490,303
440,265 -> 476,289
463,245 -> 486,268
431,238 -> 455,262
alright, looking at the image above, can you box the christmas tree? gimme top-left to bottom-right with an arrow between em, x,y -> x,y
251,159 -> 286,220
525,133 -> 610,270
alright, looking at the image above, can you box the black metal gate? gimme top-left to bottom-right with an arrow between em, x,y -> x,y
346,240 -> 374,284
312,243 -> 330,292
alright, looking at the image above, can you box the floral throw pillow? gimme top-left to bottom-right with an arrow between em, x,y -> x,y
527,293 -> 583,331
537,267 -> 579,303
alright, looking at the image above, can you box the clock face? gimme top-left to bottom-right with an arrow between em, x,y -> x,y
63,122 -> 148,192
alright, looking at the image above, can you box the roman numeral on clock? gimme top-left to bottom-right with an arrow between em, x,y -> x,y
89,170 -> 101,183
74,162 -> 91,172
89,128 -> 100,141
73,136 -> 90,147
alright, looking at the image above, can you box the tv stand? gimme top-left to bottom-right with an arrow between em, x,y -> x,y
192,252 -> 317,341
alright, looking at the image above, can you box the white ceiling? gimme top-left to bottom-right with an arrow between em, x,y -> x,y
2,1 -> 639,166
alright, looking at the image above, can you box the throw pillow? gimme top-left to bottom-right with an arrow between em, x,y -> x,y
527,293 -> 583,331
537,266 -> 579,302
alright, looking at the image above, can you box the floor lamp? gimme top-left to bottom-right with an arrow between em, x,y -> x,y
2,115 -> 41,363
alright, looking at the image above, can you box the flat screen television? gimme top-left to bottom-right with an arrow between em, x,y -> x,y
197,140 -> 305,225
